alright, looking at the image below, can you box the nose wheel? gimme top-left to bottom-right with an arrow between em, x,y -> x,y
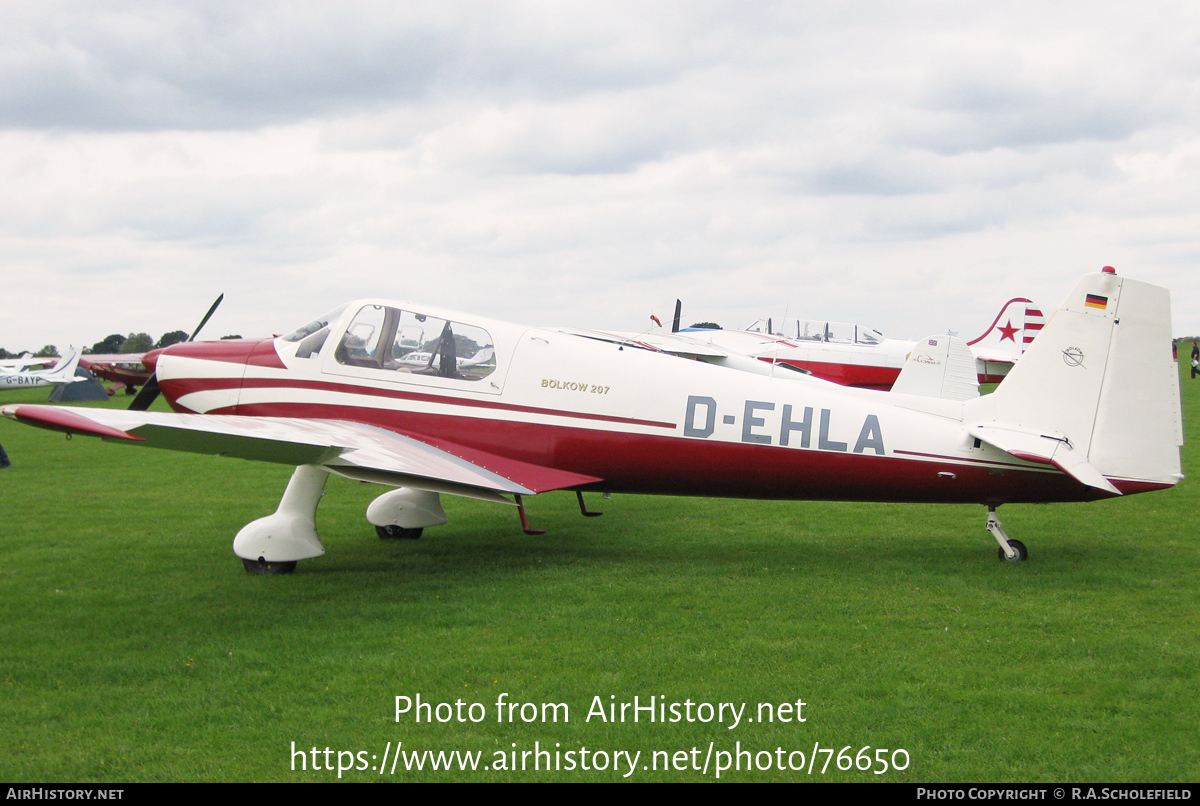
987,506 -> 1029,562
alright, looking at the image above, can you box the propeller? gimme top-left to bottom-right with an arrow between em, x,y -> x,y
129,293 -> 224,411
672,299 -> 682,333
189,293 -> 224,342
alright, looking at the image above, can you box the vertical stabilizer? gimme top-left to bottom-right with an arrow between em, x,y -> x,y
892,334 -> 980,400
967,298 -> 1046,359
965,271 -> 1182,488
46,346 -> 83,381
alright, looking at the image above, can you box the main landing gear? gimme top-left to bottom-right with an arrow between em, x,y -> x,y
376,525 -> 423,540
367,487 -> 446,541
986,506 -> 1028,562
235,465 -> 330,574
242,557 -> 298,575
233,470 -> 609,572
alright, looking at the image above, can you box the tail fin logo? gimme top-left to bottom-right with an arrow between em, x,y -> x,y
968,298 -> 1045,355
1062,346 -> 1085,367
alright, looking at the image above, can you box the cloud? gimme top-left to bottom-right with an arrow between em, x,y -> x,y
2,1 -> 1200,352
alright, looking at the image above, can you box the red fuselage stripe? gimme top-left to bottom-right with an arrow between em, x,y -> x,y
162,376 -> 678,430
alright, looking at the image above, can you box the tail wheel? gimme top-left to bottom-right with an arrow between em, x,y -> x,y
998,539 -> 1028,562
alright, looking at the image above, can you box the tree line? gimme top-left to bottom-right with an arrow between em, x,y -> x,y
0,331 -> 242,360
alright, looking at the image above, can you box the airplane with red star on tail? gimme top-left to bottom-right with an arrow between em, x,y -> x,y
967,298 -> 1045,383
0,268 -> 1182,574
652,297 -> 1046,391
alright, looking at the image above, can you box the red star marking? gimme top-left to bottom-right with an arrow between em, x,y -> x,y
998,320 -> 1019,342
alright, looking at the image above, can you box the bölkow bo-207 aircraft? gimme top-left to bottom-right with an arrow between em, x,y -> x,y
1,268 -> 1183,574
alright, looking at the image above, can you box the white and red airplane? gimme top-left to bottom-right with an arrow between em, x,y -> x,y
665,298 -> 1045,390
0,268 -> 1182,573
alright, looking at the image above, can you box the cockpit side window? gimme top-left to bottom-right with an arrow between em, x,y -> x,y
389,310 -> 496,380
336,305 -> 496,381
856,328 -> 884,345
795,320 -> 824,341
336,305 -> 395,368
825,322 -> 856,344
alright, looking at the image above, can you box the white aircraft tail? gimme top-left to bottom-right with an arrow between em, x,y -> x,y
45,346 -> 83,382
892,334 -> 980,401
965,270 -> 1183,491
967,297 -> 1046,360
460,346 -> 495,368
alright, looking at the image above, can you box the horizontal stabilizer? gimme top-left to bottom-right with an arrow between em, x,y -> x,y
968,423 -> 1120,495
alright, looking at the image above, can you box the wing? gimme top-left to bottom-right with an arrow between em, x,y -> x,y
80,353 -> 147,366
969,348 -> 1019,364
1,404 -> 601,504
555,327 -> 731,358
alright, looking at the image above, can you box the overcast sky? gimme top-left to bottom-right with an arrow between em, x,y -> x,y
2,1 -> 1198,353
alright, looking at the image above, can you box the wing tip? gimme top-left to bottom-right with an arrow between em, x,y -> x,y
3,404 -> 145,441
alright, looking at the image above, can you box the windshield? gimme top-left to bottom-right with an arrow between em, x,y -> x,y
282,305 -> 349,342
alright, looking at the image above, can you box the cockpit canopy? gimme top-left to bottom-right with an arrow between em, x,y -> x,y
284,303 -> 496,381
745,318 -> 884,346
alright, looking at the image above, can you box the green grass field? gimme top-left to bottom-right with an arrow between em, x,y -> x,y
0,366 -> 1196,782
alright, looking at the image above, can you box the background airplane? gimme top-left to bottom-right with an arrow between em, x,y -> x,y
0,352 -> 53,371
2,269 -> 1181,575
0,346 -> 83,389
78,353 -> 152,395
673,297 -> 1045,390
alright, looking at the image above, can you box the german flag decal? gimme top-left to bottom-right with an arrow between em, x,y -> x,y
1085,293 -> 1108,310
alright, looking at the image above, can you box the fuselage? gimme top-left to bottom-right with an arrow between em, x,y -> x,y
0,373 -> 59,389
679,327 -> 1017,390
149,299 -> 1119,507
